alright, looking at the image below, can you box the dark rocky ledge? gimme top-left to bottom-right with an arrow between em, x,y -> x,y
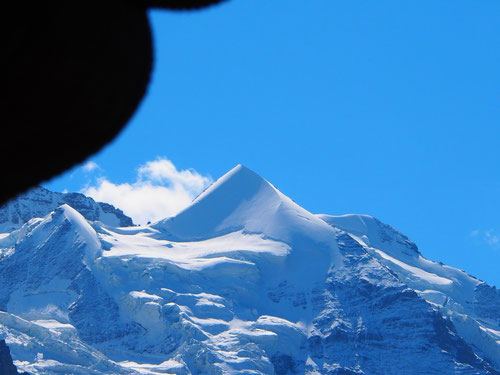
0,339 -> 29,375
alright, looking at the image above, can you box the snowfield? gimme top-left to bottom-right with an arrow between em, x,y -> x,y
1,165 -> 499,374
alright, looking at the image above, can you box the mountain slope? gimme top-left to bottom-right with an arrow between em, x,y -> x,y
318,214 -> 500,372
154,164 -> 333,242
0,165 -> 498,374
0,187 -> 133,233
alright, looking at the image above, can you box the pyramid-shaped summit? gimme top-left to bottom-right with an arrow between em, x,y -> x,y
1,165 -> 499,375
154,164 -> 328,241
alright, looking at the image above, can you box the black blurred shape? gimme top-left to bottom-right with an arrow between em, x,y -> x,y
3,0 -> 225,206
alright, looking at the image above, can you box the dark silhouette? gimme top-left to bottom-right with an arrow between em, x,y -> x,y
3,0 -> 227,206
0,340 -> 29,375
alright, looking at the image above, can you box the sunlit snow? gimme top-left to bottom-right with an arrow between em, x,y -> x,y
0,165 -> 498,374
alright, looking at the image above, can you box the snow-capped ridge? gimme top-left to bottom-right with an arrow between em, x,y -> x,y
318,213 -> 420,257
153,164 -> 331,242
53,204 -> 101,264
1,166 -> 499,375
0,186 -> 134,234
1,204 -> 102,264
0,203 -> 105,333
191,164 -> 263,203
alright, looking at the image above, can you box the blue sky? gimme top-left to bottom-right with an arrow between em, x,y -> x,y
45,1 -> 499,286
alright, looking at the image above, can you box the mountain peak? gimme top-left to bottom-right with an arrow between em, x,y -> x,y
153,164 -> 281,240
2,166 -> 499,374
191,164 -> 267,205
153,164 -> 332,242
0,187 -> 134,232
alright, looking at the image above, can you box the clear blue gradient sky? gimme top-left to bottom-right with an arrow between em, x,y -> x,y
45,1 -> 499,286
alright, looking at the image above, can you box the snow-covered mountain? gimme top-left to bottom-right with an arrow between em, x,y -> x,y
0,165 -> 498,375
0,187 -> 134,233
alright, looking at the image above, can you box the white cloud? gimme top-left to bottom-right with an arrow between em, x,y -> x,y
471,229 -> 500,249
81,161 -> 100,172
137,159 -> 209,192
484,230 -> 499,247
82,158 -> 212,225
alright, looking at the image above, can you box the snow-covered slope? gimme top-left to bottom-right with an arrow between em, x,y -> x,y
154,164 -> 333,242
0,165 -> 498,375
318,213 -> 500,373
0,187 -> 133,233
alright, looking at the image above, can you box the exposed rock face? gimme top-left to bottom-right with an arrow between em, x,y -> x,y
0,166 -> 498,374
0,339 -> 28,375
0,187 -> 133,232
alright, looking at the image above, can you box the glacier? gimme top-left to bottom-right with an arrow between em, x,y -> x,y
0,165 -> 499,374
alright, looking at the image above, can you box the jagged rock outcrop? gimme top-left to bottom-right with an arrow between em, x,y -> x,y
0,339 -> 28,375
0,187 -> 133,232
